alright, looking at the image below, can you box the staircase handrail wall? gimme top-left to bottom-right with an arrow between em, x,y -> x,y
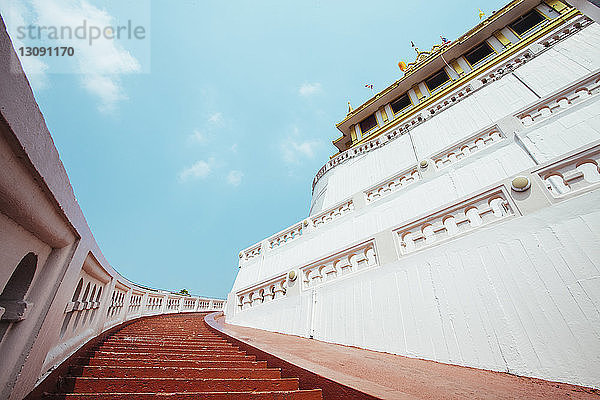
0,17 -> 224,400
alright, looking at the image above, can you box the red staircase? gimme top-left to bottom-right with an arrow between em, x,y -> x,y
48,313 -> 322,399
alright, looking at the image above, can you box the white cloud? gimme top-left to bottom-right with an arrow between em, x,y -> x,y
226,170 -> 243,187
178,160 -> 211,182
189,129 -> 207,144
3,0 -> 142,112
280,126 -> 321,165
298,82 -> 322,97
81,74 -> 127,113
208,112 -> 223,124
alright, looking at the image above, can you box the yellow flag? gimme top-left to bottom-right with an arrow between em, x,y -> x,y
478,9 -> 485,19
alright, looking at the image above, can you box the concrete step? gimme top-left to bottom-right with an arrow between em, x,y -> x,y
93,345 -> 241,354
111,334 -> 222,339
45,314 -> 322,399
62,377 -> 300,393
88,350 -> 247,359
77,357 -> 266,368
96,343 -> 237,351
71,366 -> 281,379
49,389 -> 323,399
103,338 -> 231,346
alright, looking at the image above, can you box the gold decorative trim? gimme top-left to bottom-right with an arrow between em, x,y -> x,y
338,7 -> 579,150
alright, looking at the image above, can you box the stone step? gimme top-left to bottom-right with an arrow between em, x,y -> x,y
78,357 -> 267,368
48,389 -> 323,399
96,343 -> 237,351
71,366 -> 281,379
46,314 -> 322,399
62,377 -> 300,393
94,345 -> 240,353
88,350 -> 247,359
111,334 -> 221,339
103,338 -> 231,346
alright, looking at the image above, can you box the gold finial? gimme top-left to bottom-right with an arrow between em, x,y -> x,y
347,101 -> 353,113
411,41 -> 419,54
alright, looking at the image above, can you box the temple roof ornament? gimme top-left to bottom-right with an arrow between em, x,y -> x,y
403,41 -> 451,75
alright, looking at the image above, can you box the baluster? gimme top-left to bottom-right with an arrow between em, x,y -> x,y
545,173 -> 570,195
423,224 -> 436,245
577,161 -> 600,183
466,207 -> 482,227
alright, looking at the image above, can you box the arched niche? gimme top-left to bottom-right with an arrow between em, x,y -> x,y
0,252 -> 37,322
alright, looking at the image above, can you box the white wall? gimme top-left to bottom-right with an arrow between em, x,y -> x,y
310,22 -> 600,216
230,190 -> 600,388
229,18 -> 600,390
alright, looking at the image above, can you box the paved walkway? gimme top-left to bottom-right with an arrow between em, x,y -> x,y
211,314 -> 599,400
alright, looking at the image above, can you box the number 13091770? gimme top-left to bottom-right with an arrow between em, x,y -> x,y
19,47 -> 74,56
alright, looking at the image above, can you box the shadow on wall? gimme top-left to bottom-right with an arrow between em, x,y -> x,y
0,252 -> 37,340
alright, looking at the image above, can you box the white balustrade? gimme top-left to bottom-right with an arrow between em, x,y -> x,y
534,143 -> 600,198
107,288 -> 126,320
517,71 -> 600,127
538,15 -> 593,49
301,240 -> 378,290
433,128 -> 505,169
268,223 -> 303,249
311,199 -> 354,227
394,187 -> 515,255
241,244 -> 262,261
237,274 -> 288,311
365,167 -> 420,203
128,293 -> 142,313
146,296 -> 163,312
166,297 -> 180,311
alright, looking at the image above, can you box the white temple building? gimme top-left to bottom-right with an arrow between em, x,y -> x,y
226,0 -> 600,389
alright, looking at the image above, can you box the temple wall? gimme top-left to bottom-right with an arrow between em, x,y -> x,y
228,16 -> 600,390
310,22 -> 600,216
230,191 -> 600,388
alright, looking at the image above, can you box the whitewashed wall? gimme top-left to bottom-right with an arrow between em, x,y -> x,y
231,191 -> 600,388
228,19 -> 600,390
310,22 -> 600,216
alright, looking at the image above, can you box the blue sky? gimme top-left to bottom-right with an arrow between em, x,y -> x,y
1,0 -> 506,298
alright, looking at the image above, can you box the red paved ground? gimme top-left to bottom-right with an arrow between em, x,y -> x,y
209,313 -> 600,400
45,313 -> 322,399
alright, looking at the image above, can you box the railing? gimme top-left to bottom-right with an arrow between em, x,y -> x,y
231,140 -> 600,323
301,240 -> 378,290
239,198 -> 360,267
534,143 -> 600,199
241,243 -> 262,261
364,166 -> 420,203
517,70 -> 600,127
268,223 -> 303,249
394,187 -> 516,255
432,127 -> 505,170
311,199 -> 354,227
237,274 -> 288,310
128,293 -> 142,313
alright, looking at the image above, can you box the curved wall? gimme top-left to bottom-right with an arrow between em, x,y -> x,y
0,16 -> 224,400
228,12 -> 600,390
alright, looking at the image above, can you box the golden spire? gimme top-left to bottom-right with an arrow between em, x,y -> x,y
347,101 -> 353,113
